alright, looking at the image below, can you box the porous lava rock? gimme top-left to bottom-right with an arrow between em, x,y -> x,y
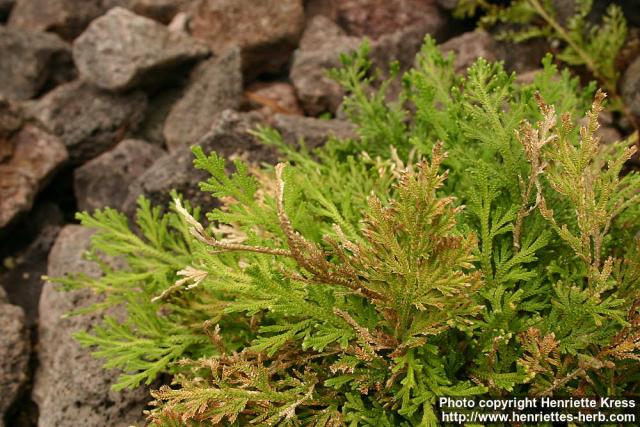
74,138 -> 165,212
438,29 -> 498,73
127,110 -> 273,214
291,14 -> 444,115
622,56 -> 640,120
290,16 -> 360,116
0,293 -> 29,427
73,7 -> 209,91
8,0 -> 120,40
188,0 -> 304,77
244,81 -> 303,116
0,110 -> 68,230
28,80 -> 147,163
129,0 -> 185,24
34,225 -> 149,427
332,0 -> 445,39
0,27 -> 73,101
0,203 -> 64,325
163,48 -> 242,151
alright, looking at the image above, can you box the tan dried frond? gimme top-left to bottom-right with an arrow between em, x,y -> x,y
152,265 -> 209,302
248,161 -> 278,208
173,196 -> 292,257
209,223 -> 248,244
513,92 -> 556,249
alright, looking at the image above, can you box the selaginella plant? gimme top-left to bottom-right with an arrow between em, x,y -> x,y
51,37 -> 640,425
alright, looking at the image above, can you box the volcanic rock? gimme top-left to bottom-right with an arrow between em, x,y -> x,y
0,27 -> 73,101
0,122 -> 67,230
73,7 -> 209,91
332,0 -> 445,39
439,29 -> 498,73
244,81 -> 303,116
0,299 -> 29,427
74,139 -> 165,212
127,110 -> 272,214
290,16 -> 360,116
622,56 -> 640,119
8,0 -> 115,40
188,0 -> 304,77
34,225 -> 149,427
29,80 -> 147,163
163,48 -> 242,152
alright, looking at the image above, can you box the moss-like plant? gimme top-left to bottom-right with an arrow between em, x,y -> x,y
51,38 -> 640,425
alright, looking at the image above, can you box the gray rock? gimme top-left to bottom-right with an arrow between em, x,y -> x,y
8,0 -> 113,40
135,87 -> 184,146
303,0 -> 338,23
0,123 -> 68,230
598,126 -> 622,145
290,16 -> 361,116
188,0 -> 304,77
163,49 -> 242,152
372,21 -> 442,86
244,81 -> 303,116
129,0 -> 185,23
550,0 -> 578,26
622,56 -> 640,119
438,29 -> 498,73
0,203 -> 63,325
331,0 -> 445,39
8,0 -> 186,37
74,139 -> 165,212
73,7 -> 209,92
29,80 -> 147,163
0,98 -> 22,148
0,301 -> 29,426
305,0 -> 445,40
123,144 -> 211,214
515,69 -> 542,86
196,110 -> 275,163
0,27 -> 73,101
439,29 -> 546,75
495,37 -> 548,75
34,225 -> 149,427
272,114 -> 356,149
551,0 -> 629,27
126,110 -> 274,214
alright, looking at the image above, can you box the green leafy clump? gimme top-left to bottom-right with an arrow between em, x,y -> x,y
52,37 -> 640,426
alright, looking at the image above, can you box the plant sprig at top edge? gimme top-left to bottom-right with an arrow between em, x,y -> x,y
49,36 -> 640,426
452,0 -> 638,134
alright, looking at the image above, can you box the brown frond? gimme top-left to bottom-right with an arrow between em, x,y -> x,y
514,92 -> 556,250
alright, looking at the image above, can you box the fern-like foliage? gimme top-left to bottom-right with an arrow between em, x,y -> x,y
49,36 -> 640,425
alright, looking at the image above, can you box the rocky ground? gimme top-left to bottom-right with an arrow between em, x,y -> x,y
0,1 -> 639,426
